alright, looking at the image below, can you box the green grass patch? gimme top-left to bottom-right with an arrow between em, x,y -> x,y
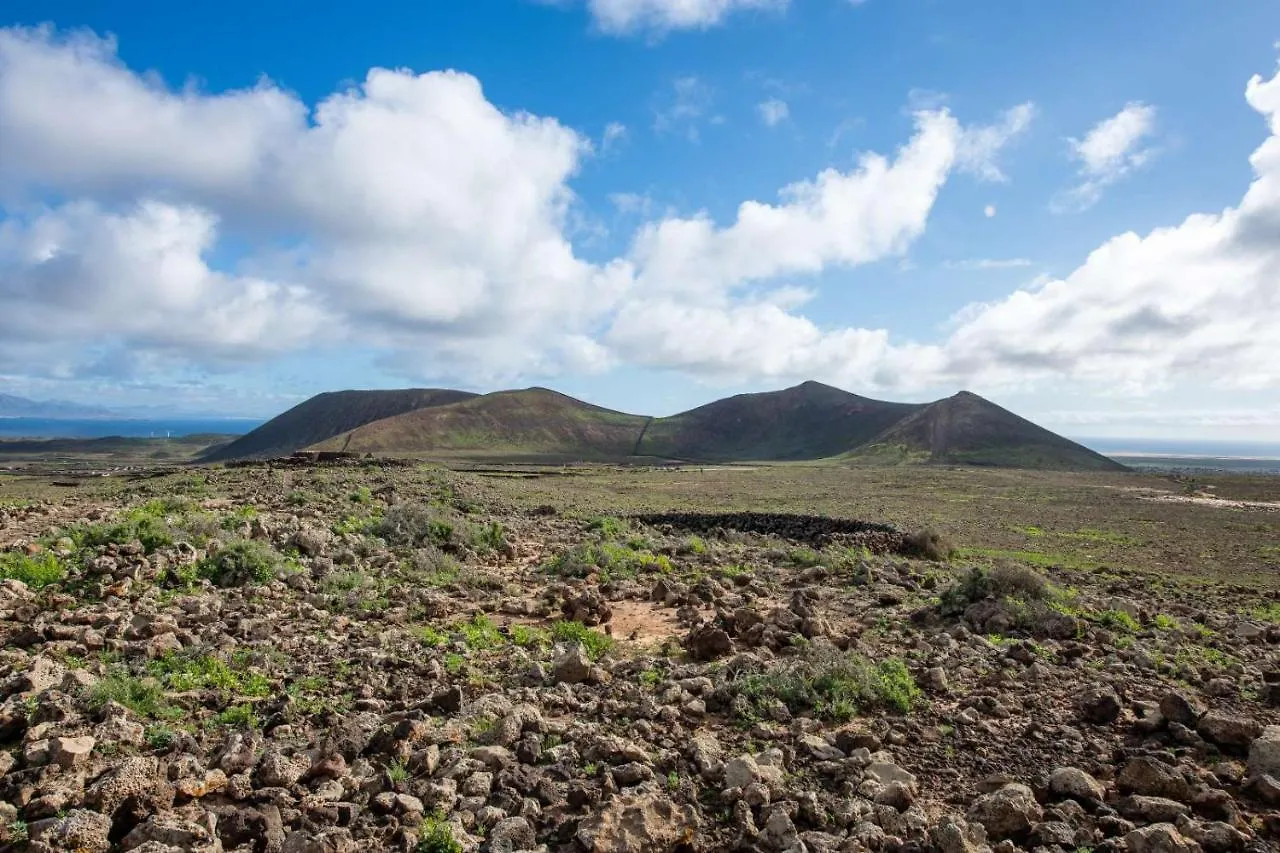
85,671 -> 182,720
1252,602 -> 1280,623
510,624 -> 550,649
585,515 -> 628,538
210,704 -> 259,729
735,650 -> 921,722
458,614 -> 504,650
551,620 -> 614,660
542,541 -> 672,581
416,810 -> 462,853
0,551 -> 66,589
413,625 -> 450,648
147,651 -> 271,697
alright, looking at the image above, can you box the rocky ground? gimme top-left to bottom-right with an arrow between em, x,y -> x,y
1,460 -> 1279,852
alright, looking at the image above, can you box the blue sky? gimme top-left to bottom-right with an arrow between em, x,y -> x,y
1,1 -> 1279,440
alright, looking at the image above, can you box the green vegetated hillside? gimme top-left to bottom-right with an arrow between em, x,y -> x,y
637,381 -> 921,461
847,391 -> 1127,472
313,388 -> 650,460
214,381 -> 1126,471
201,389 -> 477,462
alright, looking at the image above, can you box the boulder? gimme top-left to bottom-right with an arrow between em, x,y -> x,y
1117,757 -> 1192,802
966,782 -> 1042,840
1248,725 -> 1280,778
1125,823 -> 1201,853
1197,711 -> 1261,751
50,735 -> 96,769
1078,686 -> 1122,724
1159,691 -> 1204,728
552,646 -> 592,684
576,792 -> 700,853
1048,766 -> 1105,802
685,623 -> 734,661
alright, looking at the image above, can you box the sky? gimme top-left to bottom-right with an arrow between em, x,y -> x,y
1,1 -> 1279,440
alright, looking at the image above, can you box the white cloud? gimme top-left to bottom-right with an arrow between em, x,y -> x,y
621,104 -> 1031,304
601,121 -> 627,152
943,258 -> 1033,270
7,23 -> 1276,413
0,25 -> 614,381
757,97 -> 789,127
954,101 -> 1035,182
582,0 -> 787,35
653,76 -> 715,140
984,204 -> 997,217
613,56 -> 1280,398
609,192 -> 655,216
1058,102 -> 1158,210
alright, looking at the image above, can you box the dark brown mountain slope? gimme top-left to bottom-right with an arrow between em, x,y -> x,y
637,381 -> 922,461
312,388 -> 649,460
200,389 -> 476,462
849,390 -> 1127,471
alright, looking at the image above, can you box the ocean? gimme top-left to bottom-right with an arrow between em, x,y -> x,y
0,417 -> 263,439
1071,437 -> 1280,474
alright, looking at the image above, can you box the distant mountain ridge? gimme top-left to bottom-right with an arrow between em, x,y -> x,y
208,382 -> 1126,471
0,393 -> 115,419
201,389 -> 477,462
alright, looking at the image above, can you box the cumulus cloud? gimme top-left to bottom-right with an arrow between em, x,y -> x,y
6,23 -> 1276,409
1057,102 -> 1158,210
613,57 -> 1280,396
621,105 -> 1032,302
757,97 -> 789,127
581,0 -> 786,35
0,25 -> 615,380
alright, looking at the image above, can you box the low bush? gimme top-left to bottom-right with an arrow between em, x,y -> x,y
735,648 -> 921,722
542,541 -> 672,581
0,551 -> 65,589
195,540 -> 282,586
551,620 -> 614,660
903,527 -> 955,561
939,562 -> 1048,615
378,503 -> 458,548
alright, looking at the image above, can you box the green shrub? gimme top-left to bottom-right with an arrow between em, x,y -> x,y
378,504 -> 458,548
940,563 -> 1049,615
735,649 -> 921,722
196,540 -> 281,586
458,614 -> 504,650
510,624 -> 550,648
551,620 -> 614,660
145,724 -> 176,750
404,547 -> 463,587
211,704 -> 259,729
147,652 -> 271,697
586,516 -> 628,538
1094,609 -> 1140,634
469,521 -> 508,555
787,547 -> 823,567
0,551 -> 66,589
417,811 -> 462,853
543,541 -> 672,581
67,514 -> 174,554
413,625 -> 449,647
